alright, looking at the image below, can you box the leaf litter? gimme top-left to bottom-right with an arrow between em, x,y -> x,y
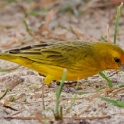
0,0 -> 124,124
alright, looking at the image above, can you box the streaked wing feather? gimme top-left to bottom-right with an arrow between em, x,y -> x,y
7,41 -> 92,69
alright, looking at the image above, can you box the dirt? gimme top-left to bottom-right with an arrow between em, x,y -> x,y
0,0 -> 124,124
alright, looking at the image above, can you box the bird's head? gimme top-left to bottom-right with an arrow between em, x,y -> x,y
93,42 -> 124,71
112,50 -> 124,71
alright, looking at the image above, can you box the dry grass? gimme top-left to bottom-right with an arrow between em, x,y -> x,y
0,0 -> 124,124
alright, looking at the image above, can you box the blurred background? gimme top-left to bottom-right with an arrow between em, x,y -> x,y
0,1 -> 124,124
0,0 -> 124,50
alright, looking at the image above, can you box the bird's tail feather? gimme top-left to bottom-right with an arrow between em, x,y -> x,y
0,53 -> 34,67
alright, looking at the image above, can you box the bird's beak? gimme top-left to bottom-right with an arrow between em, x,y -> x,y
119,64 -> 124,71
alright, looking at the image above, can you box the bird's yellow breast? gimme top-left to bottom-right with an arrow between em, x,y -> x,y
32,61 -> 100,84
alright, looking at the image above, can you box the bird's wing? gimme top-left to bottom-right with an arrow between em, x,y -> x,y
8,41 -> 92,70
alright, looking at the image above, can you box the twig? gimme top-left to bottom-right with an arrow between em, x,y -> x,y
42,80 -> 45,110
63,115 -> 111,120
106,23 -> 110,41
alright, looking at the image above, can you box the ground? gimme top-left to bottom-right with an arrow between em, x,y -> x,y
0,0 -> 124,124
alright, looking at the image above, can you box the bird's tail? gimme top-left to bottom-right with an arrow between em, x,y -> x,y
0,52 -> 34,68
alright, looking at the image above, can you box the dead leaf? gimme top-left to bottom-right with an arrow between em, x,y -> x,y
1,75 -> 24,90
35,10 -> 56,35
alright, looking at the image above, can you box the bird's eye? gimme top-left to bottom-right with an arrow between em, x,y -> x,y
114,57 -> 121,63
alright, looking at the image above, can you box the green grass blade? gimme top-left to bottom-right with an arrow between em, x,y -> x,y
100,35 -> 108,42
119,84 -> 124,88
23,20 -> 33,36
95,86 -> 106,92
55,69 -> 67,119
78,91 -> 91,95
114,2 -> 123,44
0,67 -> 12,72
100,96 -> 124,108
0,88 -> 9,100
99,71 -> 113,88
56,69 -> 67,100
66,82 -> 79,112
0,65 -> 20,72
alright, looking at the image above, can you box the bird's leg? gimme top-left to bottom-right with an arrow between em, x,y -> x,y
40,74 -> 79,94
44,75 -> 55,85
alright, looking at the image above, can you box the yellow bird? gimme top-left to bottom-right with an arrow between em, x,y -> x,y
0,41 -> 124,85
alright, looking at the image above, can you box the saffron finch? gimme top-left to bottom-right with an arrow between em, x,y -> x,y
0,41 -> 124,85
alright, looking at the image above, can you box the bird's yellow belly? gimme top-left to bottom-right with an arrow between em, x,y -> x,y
32,62 -> 98,84
0,54 -> 99,85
